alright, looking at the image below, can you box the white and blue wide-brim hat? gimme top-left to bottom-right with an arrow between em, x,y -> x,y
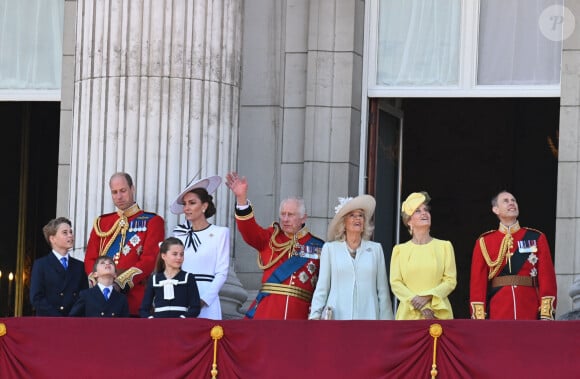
170,175 -> 222,215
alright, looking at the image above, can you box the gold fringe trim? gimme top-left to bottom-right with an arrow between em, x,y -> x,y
429,323 -> 443,378
210,325 -> 224,379
0,323 -> 6,336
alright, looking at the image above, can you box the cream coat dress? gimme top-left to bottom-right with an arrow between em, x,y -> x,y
309,240 -> 394,320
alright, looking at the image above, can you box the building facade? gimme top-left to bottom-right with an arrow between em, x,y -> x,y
1,0 -> 578,318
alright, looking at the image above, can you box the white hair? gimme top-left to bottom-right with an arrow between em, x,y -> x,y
279,197 -> 306,218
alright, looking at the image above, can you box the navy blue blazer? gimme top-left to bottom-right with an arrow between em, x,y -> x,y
30,252 -> 88,316
69,286 -> 129,317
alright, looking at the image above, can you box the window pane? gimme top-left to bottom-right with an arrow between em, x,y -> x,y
0,0 -> 64,90
377,0 -> 461,86
478,0 -> 562,85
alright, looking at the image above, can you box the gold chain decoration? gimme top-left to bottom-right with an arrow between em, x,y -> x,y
429,323 -> 443,379
210,325 -> 224,379
479,232 -> 513,279
0,323 -> 6,336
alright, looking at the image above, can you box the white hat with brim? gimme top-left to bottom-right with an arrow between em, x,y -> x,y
327,194 -> 376,241
170,175 -> 222,214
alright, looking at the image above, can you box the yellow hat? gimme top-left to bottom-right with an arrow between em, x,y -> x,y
401,192 -> 431,216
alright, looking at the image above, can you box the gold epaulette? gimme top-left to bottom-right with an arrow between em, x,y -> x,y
478,230 -> 496,239
523,227 -> 543,235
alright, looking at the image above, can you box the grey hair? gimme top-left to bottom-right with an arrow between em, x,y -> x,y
279,197 -> 306,218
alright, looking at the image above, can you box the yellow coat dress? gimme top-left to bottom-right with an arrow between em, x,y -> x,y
390,238 -> 457,320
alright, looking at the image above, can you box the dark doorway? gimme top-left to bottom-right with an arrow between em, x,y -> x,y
370,98 -> 559,319
0,102 -> 60,316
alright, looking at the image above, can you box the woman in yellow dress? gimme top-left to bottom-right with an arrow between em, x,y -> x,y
390,192 -> 457,320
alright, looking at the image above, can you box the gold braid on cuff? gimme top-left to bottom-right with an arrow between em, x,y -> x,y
540,296 -> 556,320
115,267 -> 143,289
470,302 -> 486,320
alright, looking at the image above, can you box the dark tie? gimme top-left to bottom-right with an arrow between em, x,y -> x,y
60,257 -> 68,270
103,287 -> 110,300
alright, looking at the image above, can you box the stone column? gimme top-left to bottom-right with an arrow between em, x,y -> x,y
69,0 -> 247,318
303,0 -> 365,233
555,0 -> 580,317
234,1 -> 364,298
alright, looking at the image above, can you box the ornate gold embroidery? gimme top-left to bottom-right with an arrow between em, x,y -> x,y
115,267 -> 143,289
540,296 -> 556,320
471,302 -> 486,320
94,204 -> 141,257
256,224 -> 310,270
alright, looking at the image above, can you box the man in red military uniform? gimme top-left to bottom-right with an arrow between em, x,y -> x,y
226,172 -> 323,319
85,172 -> 165,316
470,191 -> 557,320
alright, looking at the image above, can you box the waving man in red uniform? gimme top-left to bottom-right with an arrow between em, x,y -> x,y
226,172 -> 323,319
84,172 -> 165,316
470,191 -> 557,320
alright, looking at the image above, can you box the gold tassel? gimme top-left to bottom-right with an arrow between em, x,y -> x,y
210,325 -> 224,379
0,323 -> 6,336
429,323 -> 443,379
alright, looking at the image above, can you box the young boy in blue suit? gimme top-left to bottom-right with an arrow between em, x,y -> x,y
70,256 -> 129,317
30,217 -> 88,316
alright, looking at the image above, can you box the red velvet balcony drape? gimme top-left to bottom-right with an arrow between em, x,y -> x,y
0,318 -> 578,378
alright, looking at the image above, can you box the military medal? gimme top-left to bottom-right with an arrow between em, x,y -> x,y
518,240 -> 537,253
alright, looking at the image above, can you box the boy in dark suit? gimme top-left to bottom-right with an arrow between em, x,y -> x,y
70,256 -> 129,317
30,217 -> 88,316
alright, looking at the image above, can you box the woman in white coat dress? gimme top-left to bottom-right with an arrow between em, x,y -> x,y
309,195 -> 393,320
170,176 -> 230,320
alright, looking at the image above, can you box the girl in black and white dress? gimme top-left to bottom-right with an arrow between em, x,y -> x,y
139,237 -> 201,318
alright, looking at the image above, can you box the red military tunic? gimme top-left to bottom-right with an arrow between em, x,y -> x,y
470,222 -> 557,320
235,205 -> 322,319
85,204 -> 165,315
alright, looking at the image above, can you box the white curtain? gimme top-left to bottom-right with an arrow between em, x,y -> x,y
0,0 -> 63,89
377,0 -> 461,86
478,0 -> 562,85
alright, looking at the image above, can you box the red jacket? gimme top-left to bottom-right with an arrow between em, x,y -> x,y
236,207 -> 322,319
85,205 -> 165,315
470,223 -> 557,320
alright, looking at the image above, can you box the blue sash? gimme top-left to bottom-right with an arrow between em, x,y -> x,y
105,212 -> 156,258
246,237 -> 323,319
